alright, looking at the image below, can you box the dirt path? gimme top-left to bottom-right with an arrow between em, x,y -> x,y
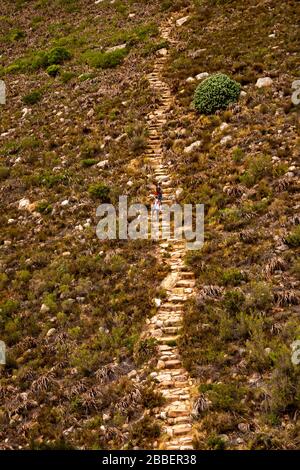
143,16 -> 196,451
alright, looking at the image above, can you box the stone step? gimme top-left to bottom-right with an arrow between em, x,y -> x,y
156,335 -> 179,344
159,304 -> 184,311
164,423 -> 192,437
161,326 -> 181,335
162,359 -> 182,368
176,279 -> 195,287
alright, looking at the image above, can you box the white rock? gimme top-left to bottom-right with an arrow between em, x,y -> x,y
186,76 -> 195,83
61,199 -> 69,207
256,77 -> 273,88
21,107 -> 30,119
184,140 -> 201,154
220,122 -> 229,131
97,159 -> 109,168
176,16 -> 189,27
18,198 -> 30,210
46,328 -> 56,337
128,369 -> 137,378
154,298 -> 161,307
128,13 -> 135,18
158,48 -> 168,57
115,133 -> 127,142
176,188 -> 183,199
87,109 -> 94,117
40,304 -> 50,313
220,135 -> 232,145
196,72 -> 209,81
127,180 -> 133,187
106,43 -> 127,53
240,90 -> 247,97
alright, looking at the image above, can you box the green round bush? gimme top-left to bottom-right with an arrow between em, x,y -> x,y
193,73 -> 241,114
46,64 -> 60,77
47,47 -> 71,65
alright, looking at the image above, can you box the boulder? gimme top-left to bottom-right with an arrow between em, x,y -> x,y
176,16 -> 190,27
256,77 -> 273,88
184,141 -> 201,154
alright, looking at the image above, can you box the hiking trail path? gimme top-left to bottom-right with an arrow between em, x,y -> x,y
143,12 -> 197,451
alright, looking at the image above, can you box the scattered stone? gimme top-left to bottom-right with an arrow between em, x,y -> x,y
115,133 -> 127,142
46,328 -> 56,337
61,199 -> 69,207
220,135 -> 232,145
106,43 -> 127,53
176,16 -> 190,27
158,48 -> 168,57
18,198 -> 30,210
220,122 -> 229,131
40,304 -> 50,314
240,90 -> 247,97
256,77 -> 273,88
184,141 -> 201,154
238,423 -> 250,433
127,370 -> 137,379
176,188 -> 183,199
186,77 -> 195,83
154,298 -> 161,307
21,107 -> 30,119
97,160 -> 109,168
189,49 -> 207,59
196,72 -> 209,81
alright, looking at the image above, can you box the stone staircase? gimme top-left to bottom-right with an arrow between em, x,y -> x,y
143,17 -> 196,451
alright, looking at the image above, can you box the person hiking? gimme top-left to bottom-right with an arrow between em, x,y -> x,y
156,184 -> 163,204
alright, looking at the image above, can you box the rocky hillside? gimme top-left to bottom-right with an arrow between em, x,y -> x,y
1,0 -> 300,451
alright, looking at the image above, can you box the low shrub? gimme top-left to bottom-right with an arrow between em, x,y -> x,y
46,64 -> 60,77
83,48 -> 128,69
47,46 -> 71,65
194,73 -> 241,114
285,226 -> 300,248
88,183 -> 110,202
22,90 -> 43,105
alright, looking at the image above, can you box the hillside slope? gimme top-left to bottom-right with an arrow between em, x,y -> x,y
1,0 -> 300,451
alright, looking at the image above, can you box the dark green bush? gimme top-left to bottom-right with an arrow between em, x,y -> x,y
285,226 -> 300,248
0,166 -> 10,180
88,183 -> 110,202
46,64 -> 60,76
47,47 -> 71,65
22,90 -> 43,105
194,73 -> 241,114
83,48 -> 128,69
